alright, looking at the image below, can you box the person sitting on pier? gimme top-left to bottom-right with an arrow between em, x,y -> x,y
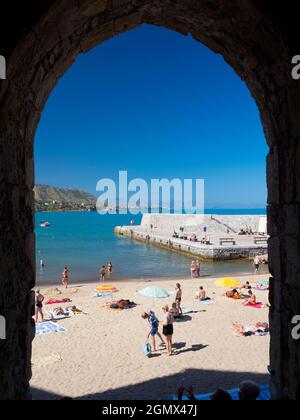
201,235 -> 210,245
190,233 -> 197,242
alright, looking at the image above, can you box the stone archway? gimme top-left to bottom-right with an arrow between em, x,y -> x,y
1,0 -> 300,400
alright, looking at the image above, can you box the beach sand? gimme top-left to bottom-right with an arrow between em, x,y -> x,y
31,274 -> 270,400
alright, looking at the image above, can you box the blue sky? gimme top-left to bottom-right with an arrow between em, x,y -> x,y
35,24 -> 268,209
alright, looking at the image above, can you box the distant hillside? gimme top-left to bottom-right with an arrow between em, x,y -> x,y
34,185 -> 96,212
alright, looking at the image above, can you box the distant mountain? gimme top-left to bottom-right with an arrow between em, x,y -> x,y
34,185 -> 96,212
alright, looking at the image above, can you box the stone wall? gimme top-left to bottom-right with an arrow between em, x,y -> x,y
0,0 -> 300,399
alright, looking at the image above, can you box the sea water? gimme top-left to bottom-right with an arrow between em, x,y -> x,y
36,210 -> 268,285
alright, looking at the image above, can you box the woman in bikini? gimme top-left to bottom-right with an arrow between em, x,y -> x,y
243,290 -> 257,306
35,290 -> 44,323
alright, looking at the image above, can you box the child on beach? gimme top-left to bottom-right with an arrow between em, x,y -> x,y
35,290 -> 44,323
100,266 -> 106,282
62,266 -> 69,289
142,311 -> 165,352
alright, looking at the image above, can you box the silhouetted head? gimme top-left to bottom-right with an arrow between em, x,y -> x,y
239,381 -> 260,401
210,388 -> 232,401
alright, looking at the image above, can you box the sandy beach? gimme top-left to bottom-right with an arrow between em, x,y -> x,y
31,274 -> 270,400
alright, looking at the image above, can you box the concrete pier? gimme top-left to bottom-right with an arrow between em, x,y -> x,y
115,214 -> 268,261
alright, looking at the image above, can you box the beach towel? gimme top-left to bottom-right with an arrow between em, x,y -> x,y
143,341 -> 152,357
46,298 -> 71,305
246,302 -> 264,309
198,299 -> 214,305
93,293 -> 113,298
35,321 -> 65,336
253,286 -> 269,291
170,384 -> 270,401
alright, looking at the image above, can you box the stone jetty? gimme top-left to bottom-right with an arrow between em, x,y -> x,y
115,214 -> 268,261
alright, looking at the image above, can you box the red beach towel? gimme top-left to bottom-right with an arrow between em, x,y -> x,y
246,302 -> 264,309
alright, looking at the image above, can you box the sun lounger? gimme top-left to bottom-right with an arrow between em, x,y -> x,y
170,384 -> 270,400
35,321 -> 66,336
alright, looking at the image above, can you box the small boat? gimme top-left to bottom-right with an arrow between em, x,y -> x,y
40,221 -> 51,228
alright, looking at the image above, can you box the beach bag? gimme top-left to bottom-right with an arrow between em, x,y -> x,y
143,341 -> 152,357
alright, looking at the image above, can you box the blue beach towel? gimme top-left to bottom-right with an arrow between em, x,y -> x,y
170,384 -> 270,400
36,321 -> 66,336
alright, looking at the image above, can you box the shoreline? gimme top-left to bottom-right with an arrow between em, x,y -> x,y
36,269 -> 270,288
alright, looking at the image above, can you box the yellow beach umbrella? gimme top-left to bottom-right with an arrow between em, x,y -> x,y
215,278 -> 241,288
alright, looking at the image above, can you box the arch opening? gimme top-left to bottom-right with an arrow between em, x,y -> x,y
1,0 -> 300,400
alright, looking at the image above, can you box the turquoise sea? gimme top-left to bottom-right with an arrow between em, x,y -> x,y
35,209 -> 268,285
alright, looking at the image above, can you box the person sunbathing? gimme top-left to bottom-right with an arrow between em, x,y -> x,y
109,299 -> 136,309
242,290 -> 257,306
232,322 -> 269,336
68,305 -> 82,313
224,289 -> 241,299
232,323 -> 255,336
195,286 -> 210,301
53,307 -> 65,316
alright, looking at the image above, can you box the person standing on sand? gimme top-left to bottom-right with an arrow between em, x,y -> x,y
35,290 -> 44,323
196,260 -> 200,277
100,265 -> 106,282
142,311 -> 165,352
62,266 -> 69,288
175,283 -> 183,315
254,256 -> 260,274
190,261 -> 197,278
162,305 -> 174,356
